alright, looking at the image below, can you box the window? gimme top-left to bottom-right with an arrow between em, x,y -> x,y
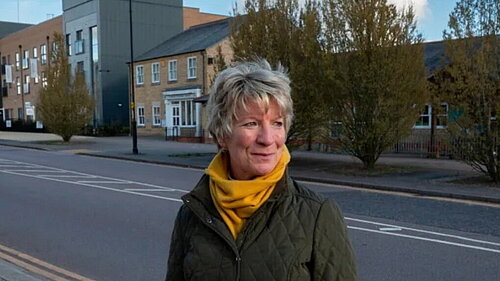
152,104 -> 161,126
33,47 -> 38,58
137,106 -> 145,126
151,62 -> 160,83
415,104 -> 431,128
414,104 -> 449,129
16,77 -> 21,94
5,108 -> 12,120
90,26 -> 98,63
66,34 -> 72,56
75,30 -> 84,54
76,61 -> 84,74
436,103 -> 449,128
168,60 -> 177,81
2,79 -> 7,97
41,71 -> 47,87
171,101 -> 180,126
18,108 -> 23,120
22,50 -> 29,69
52,41 -> 59,60
40,44 -> 47,65
136,65 -> 144,85
15,52 -> 20,70
23,75 -> 30,94
180,100 -> 196,126
187,57 -> 197,79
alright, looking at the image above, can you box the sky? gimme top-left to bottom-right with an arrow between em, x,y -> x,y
0,0 -> 457,42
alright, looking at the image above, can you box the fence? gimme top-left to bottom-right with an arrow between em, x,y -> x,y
164,127 -> 214,143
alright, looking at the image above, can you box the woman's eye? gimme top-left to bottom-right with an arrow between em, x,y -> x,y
243,122 -> 257,127
273,121 -> 284,127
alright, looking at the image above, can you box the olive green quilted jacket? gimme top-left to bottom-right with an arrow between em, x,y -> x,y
166,172 -> 358,281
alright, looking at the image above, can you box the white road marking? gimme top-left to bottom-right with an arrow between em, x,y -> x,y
2,158 -> 499,255
39,175 -> 97,178
348,226 -> 500,254
0,159 -> 186,202
379,227 -> 402,231
346,217 -> 500,246
77,180 -> 132,184
124,188 -> 176,192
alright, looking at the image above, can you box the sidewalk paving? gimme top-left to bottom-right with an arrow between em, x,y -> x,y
0,131 -> 499,280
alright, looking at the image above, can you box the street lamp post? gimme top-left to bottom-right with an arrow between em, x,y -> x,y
129,0 -> 138,154
19,44 -> 25,122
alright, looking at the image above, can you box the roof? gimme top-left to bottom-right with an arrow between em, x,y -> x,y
135,18 -> 231,62
0,21 -> 33,39
423,40 -> 447,75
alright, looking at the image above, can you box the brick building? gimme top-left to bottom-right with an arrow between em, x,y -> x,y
0,16 -> 63,125
0,3 -> 228,130
133,18 -> 233,141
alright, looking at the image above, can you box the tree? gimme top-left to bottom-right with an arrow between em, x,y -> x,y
209,44 -> 230,87
322,0 -> 427,169
436,0 -> 499,182
289,0 -> 330,150
231,0 -> 299,67
37,33 -> 95,142
231,0 -> 329,149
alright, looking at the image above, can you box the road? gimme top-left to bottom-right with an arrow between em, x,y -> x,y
1,145 -> 499,281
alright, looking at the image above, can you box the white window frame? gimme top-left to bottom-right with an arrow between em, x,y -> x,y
179,100 -> 196,127
168,60 -> 177,81
23,75 -> 30,94
171,101 -> 180,126
16,77 -> 21,95
137,106 -> 145,126
187,56 -> 197,79
436,103 -> 449,129
152,104 -> 161,126
136,65 -> 144,85
40,44 -> 47,65
151,62 -> 160,83
414,104 -> 431,129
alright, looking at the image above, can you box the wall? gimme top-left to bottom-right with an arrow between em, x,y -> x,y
0,16 -> 63,122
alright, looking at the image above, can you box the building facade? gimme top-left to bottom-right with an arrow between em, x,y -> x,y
62,0 -> 184,127
133,18 -> 233,141
0,16 -> 63,125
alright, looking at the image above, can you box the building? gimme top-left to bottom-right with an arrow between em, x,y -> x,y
0,16 -> 63,125
183,7 -> 228,30
133,18 -> 233,141
62,0 -> 184,127
0,3 -> 228,131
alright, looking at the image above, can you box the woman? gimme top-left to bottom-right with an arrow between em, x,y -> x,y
166,60 -> 358,281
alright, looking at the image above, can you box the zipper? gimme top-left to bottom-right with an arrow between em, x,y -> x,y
235,255 -> 241,281
184,196 -> 242,280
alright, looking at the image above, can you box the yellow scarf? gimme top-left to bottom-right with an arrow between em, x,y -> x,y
206,146 -> 290,239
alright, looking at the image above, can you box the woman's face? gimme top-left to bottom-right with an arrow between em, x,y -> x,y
220,98 -> 286,180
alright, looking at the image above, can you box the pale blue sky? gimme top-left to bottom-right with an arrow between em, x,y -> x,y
0,0 -> 457,42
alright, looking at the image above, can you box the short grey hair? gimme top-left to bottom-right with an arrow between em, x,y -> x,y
207,59 -> 293,144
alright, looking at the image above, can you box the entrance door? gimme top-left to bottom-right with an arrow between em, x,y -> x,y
171,101 -> 180,136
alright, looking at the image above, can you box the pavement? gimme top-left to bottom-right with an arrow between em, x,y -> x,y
1,131 -> 500,280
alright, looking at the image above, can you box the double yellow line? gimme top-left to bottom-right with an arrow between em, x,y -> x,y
0,243 -> 95,281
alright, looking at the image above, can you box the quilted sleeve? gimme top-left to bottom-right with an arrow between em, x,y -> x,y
311,199 -> 358,281
165,205 -> 187,281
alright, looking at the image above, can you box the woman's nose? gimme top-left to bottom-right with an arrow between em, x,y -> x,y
256,124 -> 274,146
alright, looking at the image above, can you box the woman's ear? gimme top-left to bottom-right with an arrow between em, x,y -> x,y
218,138 -> 227,150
